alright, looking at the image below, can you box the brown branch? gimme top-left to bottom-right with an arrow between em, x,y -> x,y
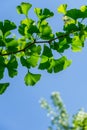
0,33 -> 70,56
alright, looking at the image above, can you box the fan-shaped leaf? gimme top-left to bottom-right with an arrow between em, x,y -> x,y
24,72 -> 41,86
0,83 -> 9,94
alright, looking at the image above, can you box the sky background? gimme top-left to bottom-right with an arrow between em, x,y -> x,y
0,0 -> 87,130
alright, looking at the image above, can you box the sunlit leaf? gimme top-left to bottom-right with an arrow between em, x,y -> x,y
71,36 -> 83,52
27,54 -> 39,67
47,56 -> 71,73
57,4 -> 67,14
30,45 -> 41,55
16,2 -> 32,17
24,71 -> 41,86
0,83 -> 9,94
39,55 -> 50,70
34,8 -> 54,20
38,20 -> 53,39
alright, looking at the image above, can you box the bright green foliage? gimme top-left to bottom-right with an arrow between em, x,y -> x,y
34,8 -> 54,21
0,83 -> 9,94
24,71 -> 41,86
0,2 -> 87,94
57,4 -> 67,14
40,92 -> 87,130
16,2 -> 32,17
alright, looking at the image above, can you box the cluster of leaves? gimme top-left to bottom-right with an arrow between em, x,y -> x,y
40,92 -> 87,130
0,2 -> 87,94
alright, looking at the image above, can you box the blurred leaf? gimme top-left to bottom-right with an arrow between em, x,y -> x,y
57,4 -> 67,14
24,71 -> 41,86
66,9 -> 83,20
34,8 -> 54,20
16,2 -> 32,17
0,83 -> 9,94
7,55 -> 18,77
18,24 -> 26,36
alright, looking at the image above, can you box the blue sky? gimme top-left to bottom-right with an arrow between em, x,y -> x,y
0,0 -> 87,130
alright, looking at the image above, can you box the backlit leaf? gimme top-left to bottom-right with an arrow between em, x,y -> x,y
0,83 -> 9,94
16,2 -> 32,17
0,20 -> 16,35
57,4 -> 67,14
71,36 -> 83,52
34,8 -> 54,20
24,71 -> 41,86
27,54 -> 39,67
42,44 -> 53,58
7,55 -> 18,77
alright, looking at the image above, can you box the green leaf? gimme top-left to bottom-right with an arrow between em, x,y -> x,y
47,58 -> 55,73
0,56 -> 5,79
48,56 -> 72,73
66,9 -> 83,20
71,36 -> 83,52
38,45 -> 53,70
30,45 -> 41,55
63,23 -> 79,32
27,54 -> 39,67
80,5 -> 87,12
34,8 -> 54,20
57,4 -> 67,14
20,56 -> 30,68
39,55 -> 50,70
63,59 -> 72,69
24,71 -> 41,86
0,83 -> 9,94
42,44 -> 53,58
7,55 -> 18,78
5,38 -> 18,51
38,20 -> 53,39
0,20 -> 16,36
16,2 -> 32,17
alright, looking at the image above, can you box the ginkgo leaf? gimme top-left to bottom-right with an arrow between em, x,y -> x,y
0,20 -> 16,36
42,44 -> 53,58
71,36 -> 83,52
0,83 -> 9,94
34,8 -> 54,20
16,2 -> 32,17
0,56 -> 5,79
24,72 -> 41,86
27,54 -> 40,67
7,55 -> 18,78
57,4 -> 67,14
66,9 -> 83,20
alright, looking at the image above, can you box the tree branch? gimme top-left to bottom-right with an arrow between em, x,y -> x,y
0,33 -> 70,56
